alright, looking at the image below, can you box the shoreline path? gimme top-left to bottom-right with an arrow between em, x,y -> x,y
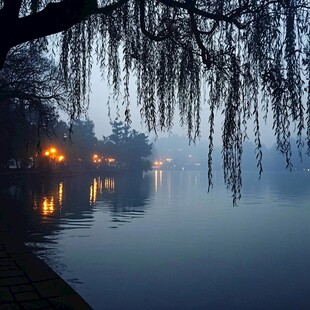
0,221 -> 93,309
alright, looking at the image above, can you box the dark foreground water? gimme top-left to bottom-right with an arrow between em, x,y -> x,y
0,170 -> 310,309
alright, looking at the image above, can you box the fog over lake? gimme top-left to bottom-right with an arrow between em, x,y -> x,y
1,170 -> 309,309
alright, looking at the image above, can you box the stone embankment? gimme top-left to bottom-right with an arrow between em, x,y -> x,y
0,223 -> 93,309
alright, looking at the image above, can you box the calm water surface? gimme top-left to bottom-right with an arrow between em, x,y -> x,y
1,170 -> 310,309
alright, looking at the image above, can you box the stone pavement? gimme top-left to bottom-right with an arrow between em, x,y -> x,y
0,228 -> 93,309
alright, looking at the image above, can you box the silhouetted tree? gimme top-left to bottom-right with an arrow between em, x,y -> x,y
109,121 -> 130,145
101,121 -> 152,170
0,45 -> 68,168
2,1 -> 310,200
126,129 -> 152,170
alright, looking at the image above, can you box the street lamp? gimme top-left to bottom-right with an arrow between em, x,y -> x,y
43,147 -> 65,169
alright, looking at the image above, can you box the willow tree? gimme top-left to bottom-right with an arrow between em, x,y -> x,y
1,0 -> 310,202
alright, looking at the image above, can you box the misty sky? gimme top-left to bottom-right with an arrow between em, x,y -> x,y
87,65 -> 277,148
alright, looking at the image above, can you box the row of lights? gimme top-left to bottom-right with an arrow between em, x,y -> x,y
153,157 -> 173,167
44,147 -> 65,162
43,149 -> 117,164
93,154 -> 116,164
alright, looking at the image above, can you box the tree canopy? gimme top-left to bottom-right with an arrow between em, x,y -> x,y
100,120 -> 152,169
1,0 -> 310,202
0,45 -> 67,168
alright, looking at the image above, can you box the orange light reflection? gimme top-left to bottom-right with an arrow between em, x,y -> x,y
42,197 -> 54,215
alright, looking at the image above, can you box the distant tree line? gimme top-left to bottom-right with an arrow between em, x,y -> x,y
0,115 -> 152,172
54,119 -> 152,172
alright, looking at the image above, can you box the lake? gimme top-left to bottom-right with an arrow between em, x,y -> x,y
1,170 -> 310,309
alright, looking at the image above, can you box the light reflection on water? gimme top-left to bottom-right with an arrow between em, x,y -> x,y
0,170 -> 310,309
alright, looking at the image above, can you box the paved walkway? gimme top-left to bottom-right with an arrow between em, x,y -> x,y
0,225 -> 93,309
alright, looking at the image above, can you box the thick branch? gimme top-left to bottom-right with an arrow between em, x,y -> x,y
2,0 -> 22,17
0,0 -> 128,68
188,7 -> 211,69
11,0 -> 128,47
